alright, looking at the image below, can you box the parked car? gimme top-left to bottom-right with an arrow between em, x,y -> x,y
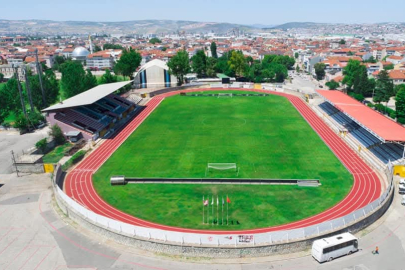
399,178 -> 405,185
402,196 -> 405,206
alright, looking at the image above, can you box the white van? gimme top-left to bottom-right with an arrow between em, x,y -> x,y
312,233 -> 358,263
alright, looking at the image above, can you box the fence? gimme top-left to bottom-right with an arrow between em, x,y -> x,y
53,163 -> 394,249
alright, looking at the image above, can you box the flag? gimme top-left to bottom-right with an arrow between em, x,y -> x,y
217,196 -> 219,206
204,199 -> 209,206
227,196 -> 231,203
211,196 -> 214,205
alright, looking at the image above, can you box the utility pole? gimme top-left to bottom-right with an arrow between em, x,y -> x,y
13,65 -> 27,118
24,65 -> 35,112
11,150 -> 19,177
34,48 -> 46,107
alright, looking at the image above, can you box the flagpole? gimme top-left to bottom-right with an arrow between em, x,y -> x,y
202,195 -> 204,225
212,195 -> 214,225
227,194 -> 229,226
217,195 -> 219,226
222,196 -> 224,226
208,195 -> 210,225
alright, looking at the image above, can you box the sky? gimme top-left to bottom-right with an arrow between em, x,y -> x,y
1,0 -> 404,25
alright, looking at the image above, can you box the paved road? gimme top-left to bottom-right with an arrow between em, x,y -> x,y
285,73 -> 318,94
0,173 -> 404,270
0,127 -> 48,174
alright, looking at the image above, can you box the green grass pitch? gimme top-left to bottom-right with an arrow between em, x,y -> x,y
93,92 -> 352,230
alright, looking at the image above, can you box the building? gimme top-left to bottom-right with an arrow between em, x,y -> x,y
133,59 -> 177,89
86,53 -> 114,70
86,49 -> 121,70
71,46 -> 90,61
42,81 -> 139,141
388,70 -> 405,85
386,55 -> 405,65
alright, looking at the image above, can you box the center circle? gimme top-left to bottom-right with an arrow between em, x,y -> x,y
202,116 -> 247,128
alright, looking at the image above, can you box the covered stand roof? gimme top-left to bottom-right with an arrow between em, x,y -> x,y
317,90 -> 405,142
42,81 -> 132,112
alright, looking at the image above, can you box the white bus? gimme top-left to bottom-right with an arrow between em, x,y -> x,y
312,233 -> 358,263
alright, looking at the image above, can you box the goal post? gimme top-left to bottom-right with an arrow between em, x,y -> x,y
217,93 -> 233,98
205,163 -> 239,177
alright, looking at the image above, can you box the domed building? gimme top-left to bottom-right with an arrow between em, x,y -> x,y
71,46 -> 90,61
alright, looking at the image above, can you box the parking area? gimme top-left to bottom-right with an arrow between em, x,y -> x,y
0,128 -> 48,174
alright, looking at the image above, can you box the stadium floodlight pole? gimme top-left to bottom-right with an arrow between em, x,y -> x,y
35,48 -> 46,107
24,65 -> 35,112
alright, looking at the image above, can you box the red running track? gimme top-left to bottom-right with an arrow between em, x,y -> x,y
64,88 -> 381,235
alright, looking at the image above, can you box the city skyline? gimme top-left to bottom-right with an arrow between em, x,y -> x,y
1,0 -> 405,25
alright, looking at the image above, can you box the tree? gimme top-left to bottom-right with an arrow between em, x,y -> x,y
161,47 -> 167,52
296,65 -> 300,73
348,51 -> 354,56
342,60 -> 362,90
339,39 -> 346,45
228,51 -> 246,78
167,50 -> 191,85
49,124 -> 66,145
364,56 -> 376,63
149,37 -> 162,44
206,57 -> 217,78
384,64 -> 394,71
314,63 -> 326,80
52,55 -> 67,72
211,42 -> 218,58
262,55 -> 295,70
103,44 -> 124,50
246,61 -> 263,83
0,72 -> 4,82
114,48 -> 141,80
2,79 -> 21,115
99,69 -> 118,84
61,61 -> 86,98
94,45 -> 102,52
395,85 -> 405,124
29,70 -> 60,110
13,113 -> 28,131
83,69 -> 97,90
294,52 -> 299,59
215,51 -> 235,77
325,80 -> 340,90
0,85 -> 10,124
374,70 -> 394,104
191,50 -> 207,78
35,138 -> 47,154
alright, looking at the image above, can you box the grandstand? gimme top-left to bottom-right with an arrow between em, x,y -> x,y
317,90 -> 405,164
42,81 -> 143,141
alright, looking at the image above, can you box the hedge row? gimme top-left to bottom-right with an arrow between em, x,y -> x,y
62,150 -> 87,171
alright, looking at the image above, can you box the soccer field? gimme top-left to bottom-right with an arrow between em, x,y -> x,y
93,92 -> 352,230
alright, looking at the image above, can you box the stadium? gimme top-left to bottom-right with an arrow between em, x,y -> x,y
49,84 -> 399,254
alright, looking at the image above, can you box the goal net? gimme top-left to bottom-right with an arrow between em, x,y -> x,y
218,93 -> 233,98
206,163 -> 239,177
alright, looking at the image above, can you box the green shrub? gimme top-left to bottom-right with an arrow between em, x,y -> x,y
374,103 -> 396,119
35,138 -> 48,153
62,150 -> 86,171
